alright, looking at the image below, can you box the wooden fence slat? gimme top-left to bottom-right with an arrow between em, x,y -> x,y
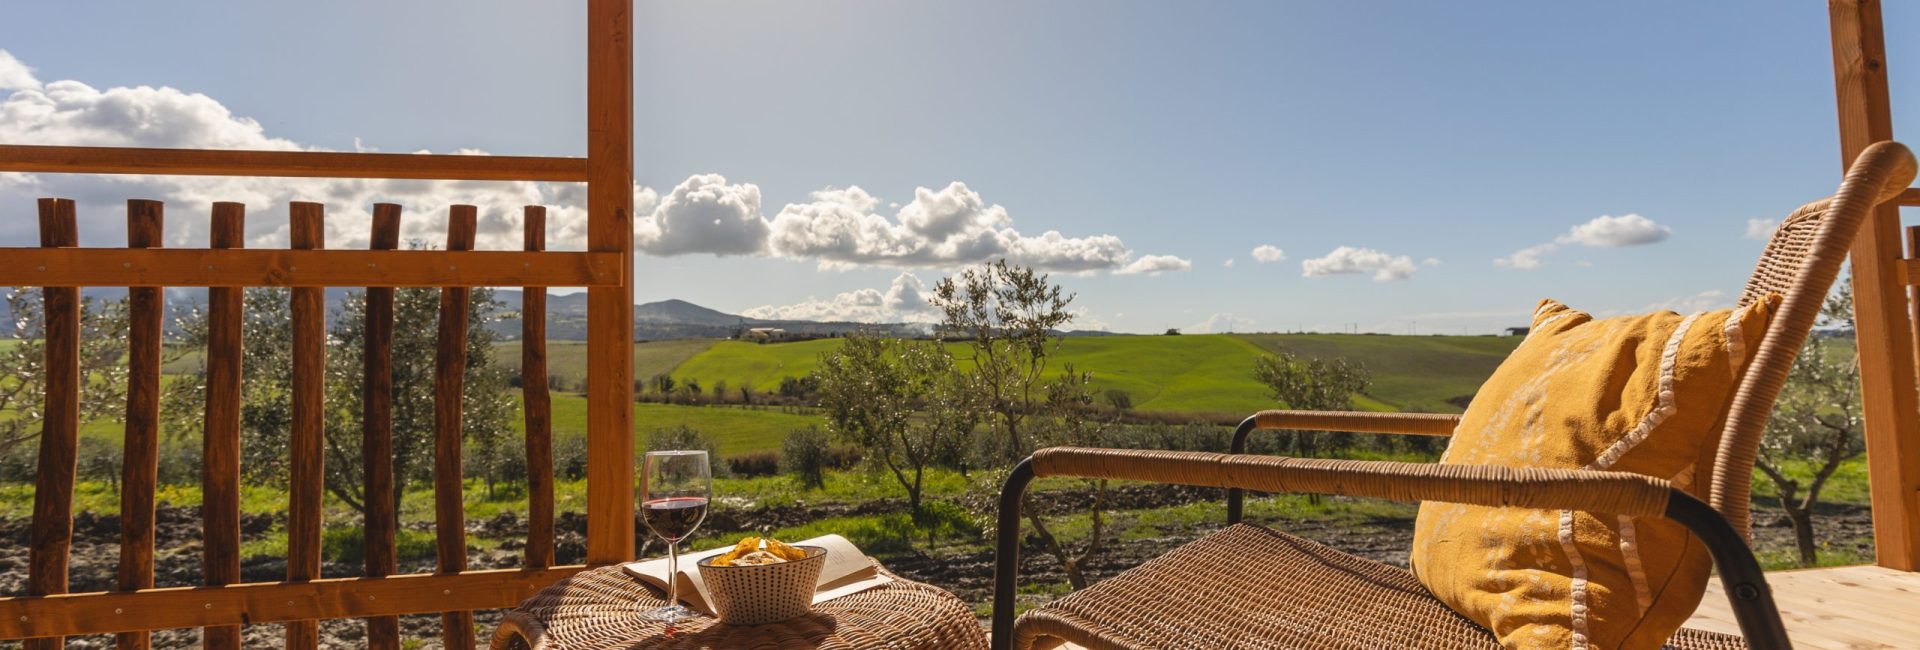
0,248 -> 622,287
116,199 -> 164,650
363,204 -> 402,650
202,202 -> 246,650
286,203 -> 326,650
435,206 -> 478,650
0,566 -> 588,639
0,144 -> 589,182
523,206 -> 556,569
26,198 -> 79,650
586,0 -> 637,567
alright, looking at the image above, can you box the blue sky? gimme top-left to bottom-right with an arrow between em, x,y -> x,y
2,1 -> 1916,334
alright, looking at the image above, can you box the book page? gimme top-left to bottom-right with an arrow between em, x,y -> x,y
620,534 -> 893,613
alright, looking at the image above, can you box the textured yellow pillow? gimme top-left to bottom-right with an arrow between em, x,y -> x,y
1410,295 -> 1779,650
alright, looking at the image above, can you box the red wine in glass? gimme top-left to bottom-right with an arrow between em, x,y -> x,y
641,496 -> 709,541
640,450 -> 711,624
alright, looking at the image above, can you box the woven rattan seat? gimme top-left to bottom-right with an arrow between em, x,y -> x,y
492,564 -> 988,650
1014,524 -> 1746,650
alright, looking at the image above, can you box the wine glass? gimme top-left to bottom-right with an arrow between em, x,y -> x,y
640,449 -> 711,623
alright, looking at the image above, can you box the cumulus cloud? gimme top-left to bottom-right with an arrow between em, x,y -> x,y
1497,213 -> 1671,269
1251,245 -> 1286,263
767,181 -> 1184,273
1301,246 -> 1417,281
0,50 -> 41,91
739,272 -> 941,323
1222,258 -> 1235,268
1115,254 -> 1191,275
636,174 -> 766,256
1644,289 -> 1729,314
1745,218 -> 1777,241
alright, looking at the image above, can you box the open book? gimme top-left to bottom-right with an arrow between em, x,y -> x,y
621,534 -> 893,616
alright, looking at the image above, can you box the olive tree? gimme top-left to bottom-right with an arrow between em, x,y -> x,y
1756,287 -> 1864,566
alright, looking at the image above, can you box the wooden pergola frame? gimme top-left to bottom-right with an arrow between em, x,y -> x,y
1829,0 -> 1920,572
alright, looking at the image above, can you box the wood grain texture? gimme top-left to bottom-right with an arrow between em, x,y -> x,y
25,198 -> 79,650
1900,187 -> 1920,205
117,200 -> 163,650
363,204 -> 402,650
0,248 -> 621,287
435,206 -> 478,650
1686,564 -> 1920,647
1829,0 -> 1920,571
0,144 -> 587,181
286,202 -> 326,650
0,566 -> 588,639
201,202 -> 245,650
586,0 -> 637,567
523,206 -> 556,569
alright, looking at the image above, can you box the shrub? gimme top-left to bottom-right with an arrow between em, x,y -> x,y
780,426 -> 832,489
555,435 -> 590,480
727,451 -> 781,478
1103,388 -> 1133,411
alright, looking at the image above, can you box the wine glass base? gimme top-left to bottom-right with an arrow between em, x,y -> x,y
641,603 -> 700,623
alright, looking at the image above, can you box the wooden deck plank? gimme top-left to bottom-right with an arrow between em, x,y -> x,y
1687,565 -> 1920,649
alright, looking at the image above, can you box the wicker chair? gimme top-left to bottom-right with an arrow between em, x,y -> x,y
988,141 -> 1919,650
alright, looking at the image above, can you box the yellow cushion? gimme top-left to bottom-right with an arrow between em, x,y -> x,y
1410,295 -> 1779,650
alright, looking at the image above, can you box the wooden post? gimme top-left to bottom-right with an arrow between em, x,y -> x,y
523,206 -> 556,569
435,206 -> 478,650
363,203 -> 402,650
1830,0 -> 1920,571
286,202 -> 326,649
26,198 -> 79,650
117,199 -> 164,650
202,202 -> 246,649
586,0 -> 637,566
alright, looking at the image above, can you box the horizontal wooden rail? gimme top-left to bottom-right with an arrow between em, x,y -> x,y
1899,187 -> 1920,206
0,249 -> 621,286
0,566 -> 587,639
0,145 -> 588,182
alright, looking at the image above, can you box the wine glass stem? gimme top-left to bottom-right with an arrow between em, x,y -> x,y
666,539 -> 680,608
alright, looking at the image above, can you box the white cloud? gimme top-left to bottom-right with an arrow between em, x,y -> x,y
1189,312 -> 1254,334
1251,244 -> 1286,263
1222,258 -> 1235,268
740,272 -> 940,323
636,174 -> 767,256
767,181 -> 1182,273
1497,213 -> 1671,269
1301,246 -> 1417,281
1644,289 -> 1729,314
1115,254 -> 1192,275
1745,218 -> 1777,241
1423,257 -> 1442,267
0,50 -> 42,91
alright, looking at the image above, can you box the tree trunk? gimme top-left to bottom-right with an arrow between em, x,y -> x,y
1785,505 -> 1818,566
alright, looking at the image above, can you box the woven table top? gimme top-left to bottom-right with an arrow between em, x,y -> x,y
490,564 -> 988,650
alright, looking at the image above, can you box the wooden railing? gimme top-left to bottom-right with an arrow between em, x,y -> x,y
0,142 -> 628,649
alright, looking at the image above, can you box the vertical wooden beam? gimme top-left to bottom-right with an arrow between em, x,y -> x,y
523,206 -> 556,569
285,202 -> 326,649
1830,0 -> 1920,571
202,202 -> 246,650
1909,226 -> 1920,373
26,198 -> 79,650
117,199 -> 164,650
363,203 -> 402,650
586,0 -> 637,566
435,206 -> 478,650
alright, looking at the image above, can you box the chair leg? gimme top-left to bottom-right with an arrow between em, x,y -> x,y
992,459 -> 1038,650
1225,416 -> 1259,524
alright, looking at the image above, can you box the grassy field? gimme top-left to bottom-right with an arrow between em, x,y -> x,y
671,333 -> 1521,415
493,339 -> 716,389
540,394 -> 822,457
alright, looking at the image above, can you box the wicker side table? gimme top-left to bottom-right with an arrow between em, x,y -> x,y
490,564 -> 988,650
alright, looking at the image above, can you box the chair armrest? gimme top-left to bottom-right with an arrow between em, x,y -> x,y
988,447 -> 1790,650
1035,447 -> 1670,516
